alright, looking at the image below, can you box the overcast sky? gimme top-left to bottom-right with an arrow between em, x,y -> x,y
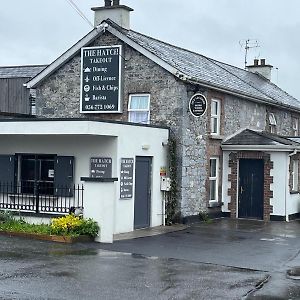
0,0 -> 299,99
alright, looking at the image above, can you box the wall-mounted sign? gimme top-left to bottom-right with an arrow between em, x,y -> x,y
189,93 -> 207,117
90,157 -> 112,178
160,166 -> 167,177
80,45 -> 122,114
120,158 -> 134,199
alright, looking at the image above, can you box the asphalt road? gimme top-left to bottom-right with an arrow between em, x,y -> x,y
0,234 -> 264,300
0,219 -> 300,299
100,219 -> 300,299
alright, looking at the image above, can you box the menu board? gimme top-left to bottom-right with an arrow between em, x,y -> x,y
120,158 -> 134,199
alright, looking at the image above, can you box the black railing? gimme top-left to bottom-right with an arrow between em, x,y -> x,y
0,182 -> 84,214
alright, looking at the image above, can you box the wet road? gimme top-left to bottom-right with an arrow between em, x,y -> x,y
0,235 -> 265,300
100,219 -> 300,299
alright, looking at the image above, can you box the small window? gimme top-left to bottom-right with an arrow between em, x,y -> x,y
292,160 -> 299,191
128,94 -> 150,124
292,118 -> 299,136
268,113 -> 277,133
211,99 -> 221,135
209,157 -> 219,202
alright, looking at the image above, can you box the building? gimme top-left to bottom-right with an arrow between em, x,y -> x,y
1,1 -> 300,241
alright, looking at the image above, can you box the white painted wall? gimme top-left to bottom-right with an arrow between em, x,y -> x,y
269,152 -> 287,217
0,120 -> 169,240
221,151 -> 231,213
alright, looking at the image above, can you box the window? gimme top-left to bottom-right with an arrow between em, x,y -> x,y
268,113 -> 277,134
292,118 -> 299,136
20,155 -> 55,195
209,157 -> 219,202
211,99 -> 221,135
128,94 -> 150,124
292,160 -> 299,191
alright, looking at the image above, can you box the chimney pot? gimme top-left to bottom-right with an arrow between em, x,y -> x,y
261,59 -> 266,66
104,0 -> 112,7
113,0 -> 120,5
254,59 -> 259,66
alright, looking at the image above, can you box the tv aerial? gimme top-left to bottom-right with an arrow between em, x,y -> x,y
239,39 -> 260,69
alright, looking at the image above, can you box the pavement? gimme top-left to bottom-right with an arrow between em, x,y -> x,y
0,219 -> 300,299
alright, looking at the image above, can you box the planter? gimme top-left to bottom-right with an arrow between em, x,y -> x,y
0,230 -> 94,243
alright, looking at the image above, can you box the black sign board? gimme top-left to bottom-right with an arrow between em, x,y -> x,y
189,93 -> 207,117
120,158 -> 134,199
90,157 -> 112,178
81,45 -> 122,113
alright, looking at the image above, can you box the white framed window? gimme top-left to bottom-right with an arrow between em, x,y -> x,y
292,117 -> 299,136
268,113 -> 277,134
292,160 -> 299,191
211,99 -> 221,135
209,157 -> 219,202
128,94 -> 150,124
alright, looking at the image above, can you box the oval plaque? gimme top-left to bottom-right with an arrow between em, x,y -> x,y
189,93 -> 207,117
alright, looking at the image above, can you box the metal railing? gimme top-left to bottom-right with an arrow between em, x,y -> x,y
0,182 -> 84,214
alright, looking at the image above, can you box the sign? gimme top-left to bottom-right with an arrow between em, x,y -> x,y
80,45 -> 122,113
48,170 -> 54,178
160,166 -> 167,177
189,93 -> 207,117
120,158 -> 134,199
90,157 -> 112,178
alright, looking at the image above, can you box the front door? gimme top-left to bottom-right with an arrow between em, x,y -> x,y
238,159 -> 264,220
134,157 -> 152,229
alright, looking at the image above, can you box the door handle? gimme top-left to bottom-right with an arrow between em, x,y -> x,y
240,186 -> 244,194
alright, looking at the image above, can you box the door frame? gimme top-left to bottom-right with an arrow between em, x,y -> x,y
237,158 -> 264,220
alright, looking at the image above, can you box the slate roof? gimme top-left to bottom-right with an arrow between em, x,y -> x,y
26,19 -> 300,111
222,129 -> 300,146
0,65 -> 47,79
122,25 -> 300,110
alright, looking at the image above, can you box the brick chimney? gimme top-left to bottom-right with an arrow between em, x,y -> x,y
91,0 -> 133,29
246,59 -> 273,81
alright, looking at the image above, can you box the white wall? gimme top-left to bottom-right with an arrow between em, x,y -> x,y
269,152 -> 287,216
221,151 -> 231,213
0,120 -> 169,239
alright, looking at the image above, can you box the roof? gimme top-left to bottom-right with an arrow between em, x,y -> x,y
0,65 -> 47,79
222,129 -> 300,147
26,20 -> 300,112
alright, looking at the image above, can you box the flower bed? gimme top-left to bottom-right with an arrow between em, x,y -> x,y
0,211 -> 99,243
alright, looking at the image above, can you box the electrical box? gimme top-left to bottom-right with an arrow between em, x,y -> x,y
160,177 -> 171,191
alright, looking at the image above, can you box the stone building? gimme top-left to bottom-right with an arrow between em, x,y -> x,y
1,1 -> 300,237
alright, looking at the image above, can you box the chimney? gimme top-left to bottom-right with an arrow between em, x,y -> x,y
91,0 -> 134,29
246,58 -> 273,81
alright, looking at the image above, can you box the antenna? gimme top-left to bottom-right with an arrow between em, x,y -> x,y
239,39 -> 260,69
65,0 -> 94,28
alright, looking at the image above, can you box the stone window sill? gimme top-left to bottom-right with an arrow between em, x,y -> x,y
290,190 -> 299,195
209,134 -> 224,140
208,201 -> 222,208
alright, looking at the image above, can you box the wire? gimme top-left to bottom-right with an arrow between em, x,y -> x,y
65,0 -> 94,28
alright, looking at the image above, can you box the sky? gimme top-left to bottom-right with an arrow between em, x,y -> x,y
0,0 -> 299,99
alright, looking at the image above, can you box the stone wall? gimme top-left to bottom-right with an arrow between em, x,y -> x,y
35,30 -> 300,220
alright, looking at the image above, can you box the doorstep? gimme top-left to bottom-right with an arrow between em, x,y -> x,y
113,224 -> 188,241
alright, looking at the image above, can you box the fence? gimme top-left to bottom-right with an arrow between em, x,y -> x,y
0,182 -> 84,214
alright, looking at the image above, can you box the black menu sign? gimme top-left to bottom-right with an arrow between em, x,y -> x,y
189,93 -> 207,117
120,158 -> 134,199
90,157 -> 112,178
81,45 -> 122,113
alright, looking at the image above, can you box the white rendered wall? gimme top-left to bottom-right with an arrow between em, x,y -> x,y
221,151 -> 231,213
114,124 -> 169,234
0,121 -> 169,238
269,152 -> 287,217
